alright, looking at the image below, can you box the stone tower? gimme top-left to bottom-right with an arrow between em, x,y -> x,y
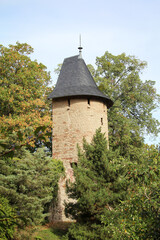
48,50 -> 113,221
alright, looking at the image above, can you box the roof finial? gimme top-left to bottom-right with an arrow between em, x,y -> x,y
78,34 -> 83,58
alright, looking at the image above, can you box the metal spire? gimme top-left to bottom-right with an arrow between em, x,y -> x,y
78,34 -> 83,58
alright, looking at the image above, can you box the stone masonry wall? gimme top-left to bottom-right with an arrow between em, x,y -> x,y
51,98 -> 108,221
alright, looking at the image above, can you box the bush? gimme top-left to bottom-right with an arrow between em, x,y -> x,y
0,195 -> 18,239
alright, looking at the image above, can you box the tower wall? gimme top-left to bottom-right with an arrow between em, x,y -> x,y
51,98 -> 108,221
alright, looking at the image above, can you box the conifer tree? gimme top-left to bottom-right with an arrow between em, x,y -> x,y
65,129 -> 129,239
0,148 -> 63,226
65,131 -> 160,240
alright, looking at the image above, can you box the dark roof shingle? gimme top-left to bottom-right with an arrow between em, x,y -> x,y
48,55 -> 113,108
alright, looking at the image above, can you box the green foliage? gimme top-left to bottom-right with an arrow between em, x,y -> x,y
65,129 -> 129,239
66,131 -> 160,239
112,145 -> 160,239
88,51 -> 160,157
0,42 -> 53,152
116,184 -> 160,239
1,44 -> 159,239
0,195 -> 18,239
54,63 -> 62,76
0,125 -> 52,159
0,42 -> 63,234
0,148 -> 64,226
0,42 -> 51,116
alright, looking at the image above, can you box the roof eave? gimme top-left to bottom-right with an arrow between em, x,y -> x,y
49,94 -> 113,109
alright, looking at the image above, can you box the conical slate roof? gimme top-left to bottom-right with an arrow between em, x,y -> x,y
48,55 -> 113,108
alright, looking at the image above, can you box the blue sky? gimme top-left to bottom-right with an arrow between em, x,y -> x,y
1,0 -> 160,144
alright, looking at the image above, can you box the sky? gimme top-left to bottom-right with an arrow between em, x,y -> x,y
1,0 -> 160,144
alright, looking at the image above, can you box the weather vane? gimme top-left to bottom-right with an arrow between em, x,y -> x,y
78,34 -> 83,58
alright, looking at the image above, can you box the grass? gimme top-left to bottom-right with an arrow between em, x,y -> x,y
34,228 -> 65,240
14,223 -> 71,240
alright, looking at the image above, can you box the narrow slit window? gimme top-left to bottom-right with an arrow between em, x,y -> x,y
68,99 -> 70,107
101,118 -> 103,125
103,103 -> 106,112
88,99 -> 90,105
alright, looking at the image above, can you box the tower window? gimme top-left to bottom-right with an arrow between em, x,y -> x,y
101,118 -> 103,125
68,99 -> 70,107
103,103 -> 106,112
88,99 -> 90,105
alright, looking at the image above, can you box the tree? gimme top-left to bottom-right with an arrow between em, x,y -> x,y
88,51 -> 160,158
101,144 -> 160,239
0,42 -> 53,152
65,131 -> 160,240
0,148 -> 63,226
65,129 -> 129,239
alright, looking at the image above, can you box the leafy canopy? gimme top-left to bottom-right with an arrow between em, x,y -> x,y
88,51 -> 160,157
0,42 -> 53,152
